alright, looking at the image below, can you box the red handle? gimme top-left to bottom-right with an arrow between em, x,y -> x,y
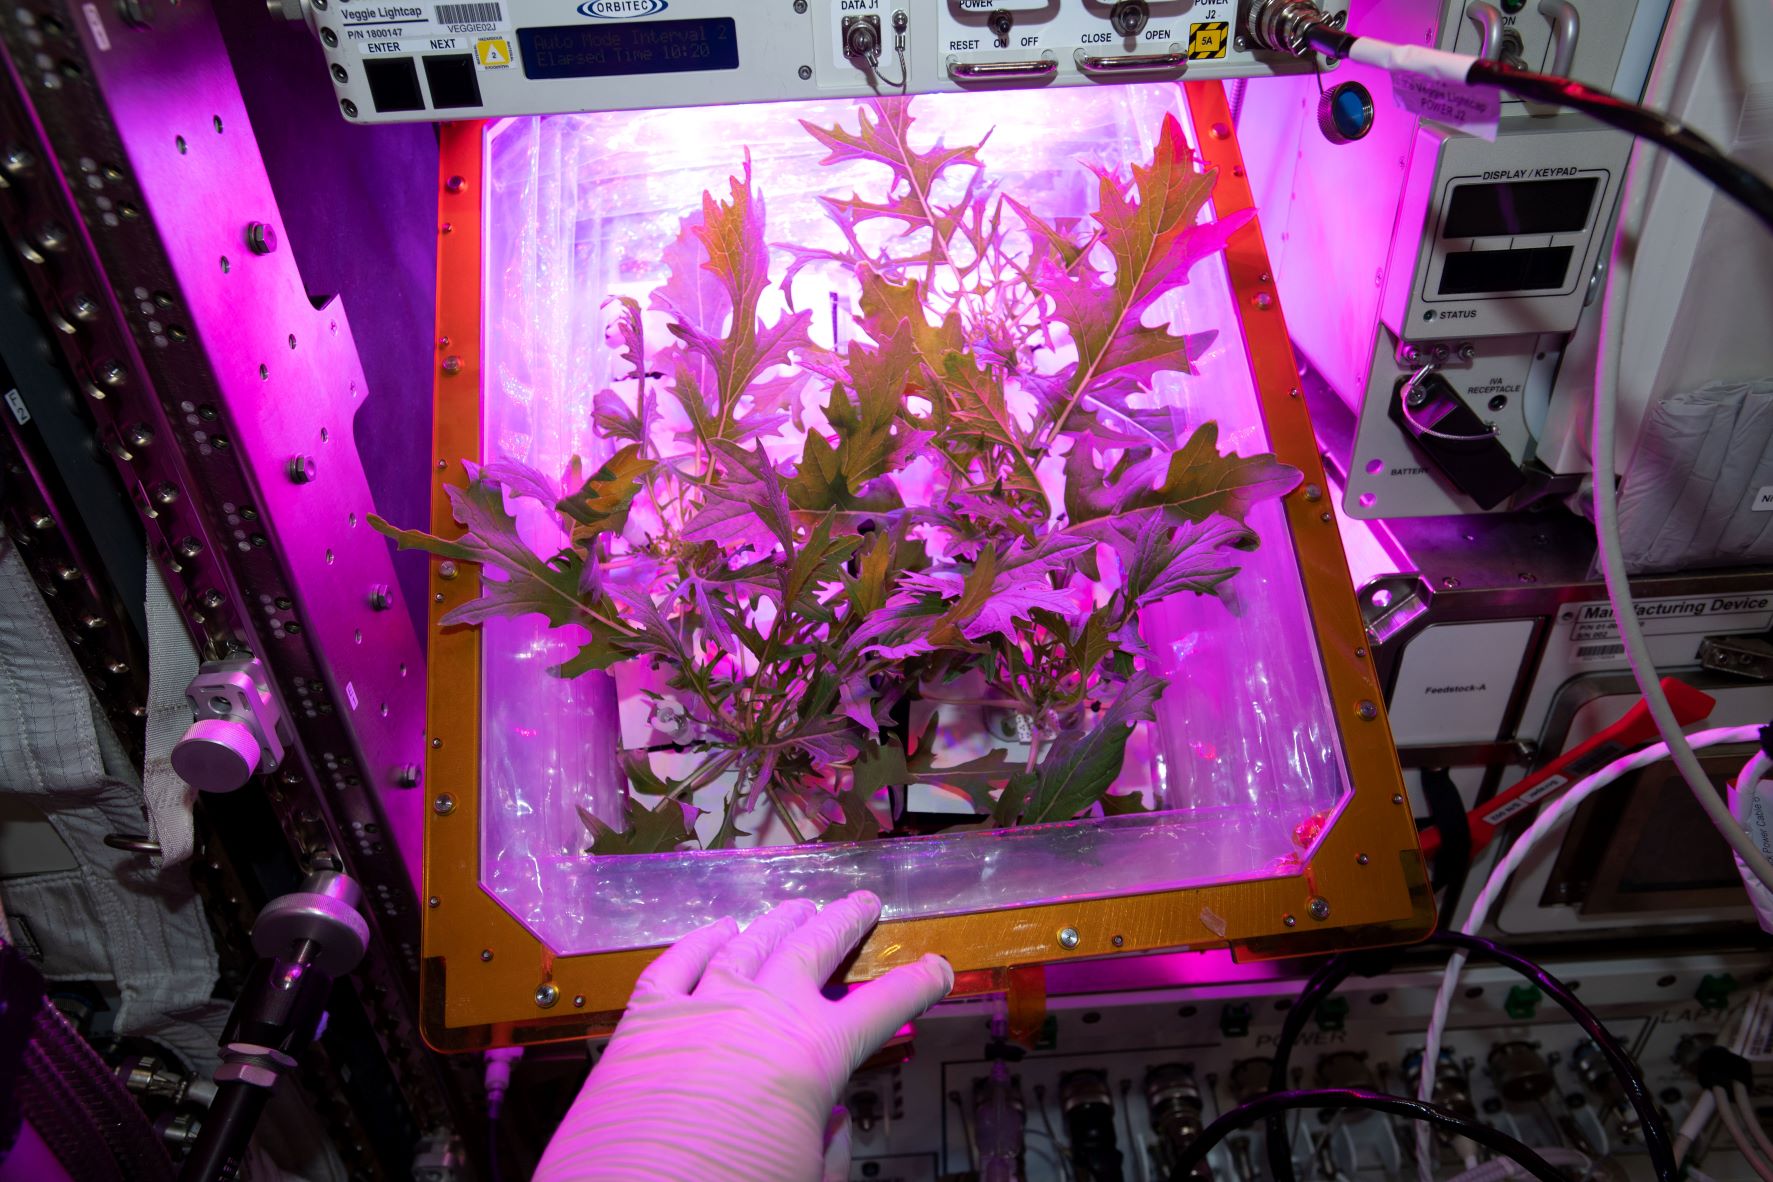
1418,676 -> 1715,861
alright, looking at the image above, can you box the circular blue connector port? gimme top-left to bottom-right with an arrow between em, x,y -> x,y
1318,80 -> 1377,145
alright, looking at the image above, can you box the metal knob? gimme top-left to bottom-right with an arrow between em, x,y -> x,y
251,871 -> 370,977
171,718 -> 262,793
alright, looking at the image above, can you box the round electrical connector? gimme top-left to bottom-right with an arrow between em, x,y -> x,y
1317,81 -> 1375,144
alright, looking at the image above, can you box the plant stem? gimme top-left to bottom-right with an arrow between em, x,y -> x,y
667,749 -> 739,803
763,778 -> 810,844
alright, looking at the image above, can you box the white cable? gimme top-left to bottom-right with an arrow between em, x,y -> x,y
1676,1087 -> 1720,1166
1345,39 -> 1476,82
1737,1081 -> 1773,1169
1413,724 -> 1763,1182
1715,1086 -> 1773,1181
1588,0 -> 1773,901
1731,751 -> 1773,929
1439,1145 -> 1590,1182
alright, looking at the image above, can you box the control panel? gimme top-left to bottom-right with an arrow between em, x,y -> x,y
838,950 -> 1773,1180
285,0 -> 1342,123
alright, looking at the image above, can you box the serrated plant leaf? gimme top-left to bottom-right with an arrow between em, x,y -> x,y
1022,671 -> 1165,825
581,795 -> 702,855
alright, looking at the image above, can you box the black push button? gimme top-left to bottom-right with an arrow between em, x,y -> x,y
423,54 -> 482,108
363,57 -> 425,113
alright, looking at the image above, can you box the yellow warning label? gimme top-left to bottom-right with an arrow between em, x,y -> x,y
475,37 -> 512,68
1187,21 -> 1230,59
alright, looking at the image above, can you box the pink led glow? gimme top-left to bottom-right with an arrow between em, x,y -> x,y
473,86 -> 1354,956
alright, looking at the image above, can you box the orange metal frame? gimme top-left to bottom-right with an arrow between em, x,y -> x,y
419,82 -> 1433,1052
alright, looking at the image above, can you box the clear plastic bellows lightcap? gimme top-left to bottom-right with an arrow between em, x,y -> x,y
384,84 -> 1351,956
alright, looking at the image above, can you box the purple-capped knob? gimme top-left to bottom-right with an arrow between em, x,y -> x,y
170,718 -> 261,793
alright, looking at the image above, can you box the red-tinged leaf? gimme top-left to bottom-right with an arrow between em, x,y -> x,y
1036,115 -> 1255,438
856,265 -> 967,371
701,440 -> 798,553
1022,671 -> 1166,824
1064,425 -> 1301,527
1115,512 -> 1256,608
592,389 -> 649,446
1003,194 -> 1090,271
653,158 -> 815,449
1143,422 -> 1303,524
372,472 -> 621,655
895,566 -> 1074,642
605,294 -> 647,381
557,444 -> 655,537
477,459 -> 560,508
800,98 -> 984,224
840,678 -> 882,737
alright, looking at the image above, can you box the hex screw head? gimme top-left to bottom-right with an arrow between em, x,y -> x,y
1283,913 -> 1297,928
1356,853 -> 1370,866
1308,897 -> 1331,921
433,794 -> 456,816
438,560 -> 459,580
1057,927 -> 1080,949
246,222 -> 278,255
535,984 -> 559,1009
288,455 -> 317,484
428,896 -> 440,908
480,948 -> 493,962
1302,484 -> 1322,502
1356,700 -> 1378,721
441,355 -> 462,375
798,64 -> 813,79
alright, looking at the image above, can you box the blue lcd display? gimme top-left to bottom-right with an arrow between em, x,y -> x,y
518,17 -> 739,79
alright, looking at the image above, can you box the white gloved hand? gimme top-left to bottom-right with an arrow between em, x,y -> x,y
534,891 -> 955,1182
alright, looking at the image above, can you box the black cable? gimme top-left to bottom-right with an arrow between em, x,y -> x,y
1419,767 -> 1473,915
1437,931 -> 1675,1180
1284,16 -> 1773,234
1465,60 -> 1773,236
1169,1089 -> 1571,1182
1260,934 -> 1675,1182
1264,955 -> 1364,1182
178,1081 -> 271,1182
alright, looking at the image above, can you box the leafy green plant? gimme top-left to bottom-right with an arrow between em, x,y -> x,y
373,98 -> 1302,853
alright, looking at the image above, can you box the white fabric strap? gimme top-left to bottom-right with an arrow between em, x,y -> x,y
142,557 -> 200,866
0,543 -> 223,1067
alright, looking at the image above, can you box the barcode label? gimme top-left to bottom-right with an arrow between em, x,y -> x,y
1574,642 -> 1626,662
434,2 -> 501,23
